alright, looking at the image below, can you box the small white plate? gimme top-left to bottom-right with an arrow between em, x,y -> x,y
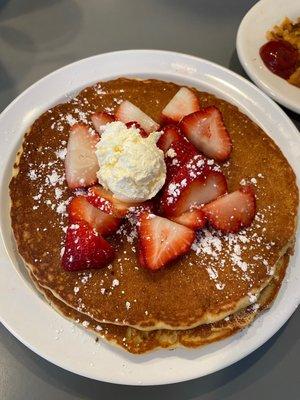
0,50 -> 300,386
237,0 -> 300,114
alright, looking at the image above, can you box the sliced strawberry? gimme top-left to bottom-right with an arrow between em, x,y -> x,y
127,200 -> 155,216
160,155 -> 227,217
65,124 -> 99,189
179,106 -> 232,161
86,186 -> 113,214
91,112 -> 115,134
202,185 -> 256,233
68,196 -> 120,236
87,186 -> 139,218
62,221 -> 115,271
170,208 -> 206,230
157,125 -> 182,152
161,87 -> 200,124
165,137 -> 199,183
125,121 -> 148,137
138,212 -> 195,270
116,100 -> 160,133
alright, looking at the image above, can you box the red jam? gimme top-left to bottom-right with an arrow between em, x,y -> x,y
259,40 -> 298,79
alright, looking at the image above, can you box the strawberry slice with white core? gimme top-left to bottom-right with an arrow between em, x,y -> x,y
65,124 -> 99,189
116,100 -> 160,133
87,186 -> 139,218
91,112 -> 115,134
138,212 -> 195,271
160,155 -> 227,217
161,87 -> 200,124
179,106 -> 232,161
157,125 -> 182,152
202,185 -> 256,233
62,221 -> 115,271
171,208 -> 206,230
69,196 -> 120,236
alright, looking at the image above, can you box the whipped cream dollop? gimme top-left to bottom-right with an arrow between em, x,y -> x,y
95,121 -> 166,202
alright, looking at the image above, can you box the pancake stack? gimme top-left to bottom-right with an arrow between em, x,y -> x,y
9,78 -> 298,353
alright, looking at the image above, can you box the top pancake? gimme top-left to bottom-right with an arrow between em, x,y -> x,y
9,78 -> 298,330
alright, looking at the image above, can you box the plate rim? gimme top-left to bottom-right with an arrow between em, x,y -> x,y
0,49 -> 299,386
236,0 -> 300,114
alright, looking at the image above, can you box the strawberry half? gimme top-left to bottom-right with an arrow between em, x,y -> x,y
160,155 -> 227,217
138,212 -> 195,271
116,100 -> 160,133
69,196 -> 120,236
87,186 -> 139,218
170,208 -> 206,230
91,112 -> 115,134
125,121 -> 148,137
157,125 -> 182,152
65,124 -> 99,189
165,136 -> 199,183
161,87 -> 200,124
179,106 -> 232,161
202,185 -> 256,233
62,221 -> 115,271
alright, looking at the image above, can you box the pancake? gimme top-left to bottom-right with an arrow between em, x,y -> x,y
9,78 -> 298,331
28,253 -> 290,354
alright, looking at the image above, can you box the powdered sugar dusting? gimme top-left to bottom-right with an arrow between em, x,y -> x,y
28,169 -> 38,180
191,205 -> 276,293
55,147 -> 67,160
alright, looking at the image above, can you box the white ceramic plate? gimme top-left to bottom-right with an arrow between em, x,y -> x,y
0,50 -> 299,386
237,0 -> 300,114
